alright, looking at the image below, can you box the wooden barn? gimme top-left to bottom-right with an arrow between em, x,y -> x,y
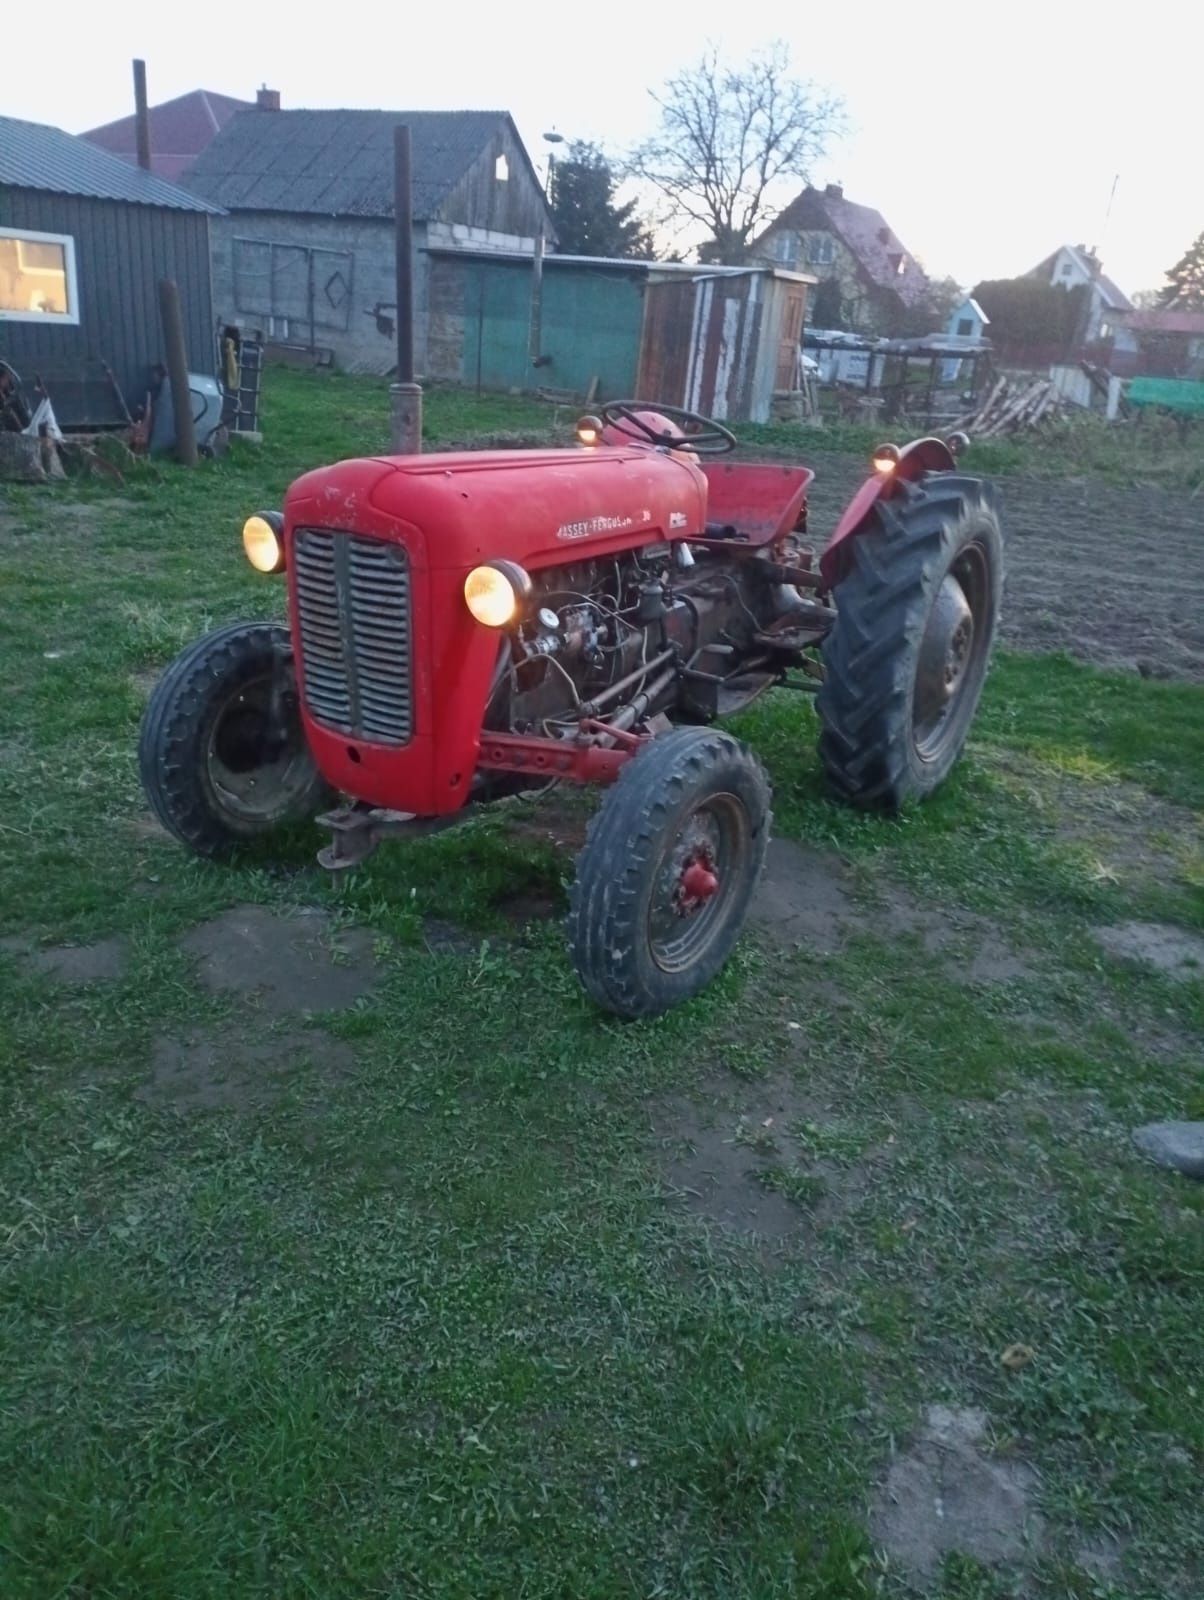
182,104 -> 552,373
1,114 -> 218,424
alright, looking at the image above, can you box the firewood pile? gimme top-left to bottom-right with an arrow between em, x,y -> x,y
954,375 -> 1066,438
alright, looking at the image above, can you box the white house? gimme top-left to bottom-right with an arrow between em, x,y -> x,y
1028,245 -> 1132,342
942,296 -> 989,381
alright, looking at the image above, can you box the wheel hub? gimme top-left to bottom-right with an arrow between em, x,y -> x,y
678,855 -> 720,913
914,574 -> 974,741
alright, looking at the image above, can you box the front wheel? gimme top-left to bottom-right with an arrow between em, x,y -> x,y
566,728 -> 771,1019
139,621 -> 333,858
817,473 -> 1003,811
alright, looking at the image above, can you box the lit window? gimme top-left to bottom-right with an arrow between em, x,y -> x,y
495,154 -> 509,182
0,228 -> 79,324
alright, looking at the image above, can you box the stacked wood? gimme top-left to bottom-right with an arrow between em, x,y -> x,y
955,375 -> 1065,438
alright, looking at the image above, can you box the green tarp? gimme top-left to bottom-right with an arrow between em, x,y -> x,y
1127,377 -> 1204,416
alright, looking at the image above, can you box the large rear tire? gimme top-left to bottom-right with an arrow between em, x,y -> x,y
566,728 -> 771,1019
139,621 -> 333,858
817,473 -> 1002,811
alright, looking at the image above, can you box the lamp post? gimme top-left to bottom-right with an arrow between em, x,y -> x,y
542,129 -> 565,203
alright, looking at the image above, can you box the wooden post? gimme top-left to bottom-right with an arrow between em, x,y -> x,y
133,59 -> 152,172
158,278 -> 197,466
528,233 -> 544,372
389,123 -> 422,454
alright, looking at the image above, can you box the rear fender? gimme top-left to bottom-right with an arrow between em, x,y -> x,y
818,437 -> 959,589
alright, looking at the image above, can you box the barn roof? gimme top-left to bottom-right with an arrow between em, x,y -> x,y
0,114 -> 220,211
83,89 -> 252,183
756,185 -> 929,308
183,108 -> 529,219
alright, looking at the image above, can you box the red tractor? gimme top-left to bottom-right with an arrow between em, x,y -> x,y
141,402 -> 1002,1018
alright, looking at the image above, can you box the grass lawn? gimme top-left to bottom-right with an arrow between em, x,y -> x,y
1,369 -> 1201,1599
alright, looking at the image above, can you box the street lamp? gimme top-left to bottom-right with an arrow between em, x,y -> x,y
542,129 -> 565,201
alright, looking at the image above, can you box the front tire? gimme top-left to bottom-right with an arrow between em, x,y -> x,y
817,473 -> 1003,811
567,728 -> 771,1019
139,621 -> 332,858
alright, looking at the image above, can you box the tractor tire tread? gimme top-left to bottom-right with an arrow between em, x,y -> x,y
139,620 -> 329,859
816,473 -> 1002,811
566,727 -> 771,1019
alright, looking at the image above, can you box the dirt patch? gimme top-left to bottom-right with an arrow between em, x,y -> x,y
1092,920 -> 1204,981
751,837 -> 1034,984
653,1073 -> 874,1241
10,936 -> 128,984
422,918 -> 484,955
179,905 -> 377,1015
492,884 -> 561,925
500,789 -> 593,856
870,1403 -> 1044,1584
139,1026 -> 355,1112
802,454 -> 1204,681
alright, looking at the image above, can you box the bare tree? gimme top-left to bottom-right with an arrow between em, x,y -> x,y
630,43 -> 845,264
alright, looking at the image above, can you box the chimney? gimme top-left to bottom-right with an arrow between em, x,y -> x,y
133,59 -> 152,171
257,86 -> 281,111
824,182 -> 843,200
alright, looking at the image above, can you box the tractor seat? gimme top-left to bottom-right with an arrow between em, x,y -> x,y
699,463 -> 814,546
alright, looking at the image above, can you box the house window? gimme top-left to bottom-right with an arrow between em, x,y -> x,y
807,235 -> 835,266
957,317 -> 974,336
0,228 -> 79,324
772,231 -> 799,267
495,154 -> 509,182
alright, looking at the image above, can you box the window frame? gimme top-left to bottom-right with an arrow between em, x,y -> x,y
0,226 -> 80,325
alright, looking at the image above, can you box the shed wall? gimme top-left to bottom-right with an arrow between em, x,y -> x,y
0,187 -> 213,403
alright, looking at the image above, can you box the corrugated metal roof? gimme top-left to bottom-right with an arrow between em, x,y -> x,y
0,115 -> 220,211
183,108 -> 516,219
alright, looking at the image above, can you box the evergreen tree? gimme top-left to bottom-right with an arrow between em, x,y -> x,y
1159,230 -> 1204,308
550,143 -> 655,259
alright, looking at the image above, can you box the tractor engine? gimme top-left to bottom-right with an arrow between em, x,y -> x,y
488,544 -> 784,742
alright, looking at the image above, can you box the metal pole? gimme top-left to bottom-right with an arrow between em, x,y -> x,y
133,59 -> 152,173
158,278 -> 197,467
389,124 -> 422,454
528,233 -> 544,373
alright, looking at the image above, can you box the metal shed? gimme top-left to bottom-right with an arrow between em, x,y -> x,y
425,249 -> 812,421
636,268 -> 813,424
0,115 -> 218,417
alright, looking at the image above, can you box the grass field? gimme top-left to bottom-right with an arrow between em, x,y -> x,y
1,370 -> 1202,1598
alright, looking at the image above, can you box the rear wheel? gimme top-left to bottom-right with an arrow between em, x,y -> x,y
139,621 -> 332,858
567,728 -> 771,1019
817,473 -> 1003,810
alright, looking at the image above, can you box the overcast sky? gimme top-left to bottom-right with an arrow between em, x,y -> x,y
9,0 -> 1199,296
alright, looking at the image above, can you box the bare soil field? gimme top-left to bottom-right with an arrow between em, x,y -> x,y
804,456 -> 1204,681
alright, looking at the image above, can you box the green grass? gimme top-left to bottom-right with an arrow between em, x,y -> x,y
1,366 -> 1202,1598
737,408 -> 1204,490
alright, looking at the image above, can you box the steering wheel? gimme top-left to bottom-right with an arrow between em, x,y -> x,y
600,400 -> 737,456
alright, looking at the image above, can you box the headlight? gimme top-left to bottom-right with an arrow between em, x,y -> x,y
464,561 -> 532,628
243,511 -> 285,573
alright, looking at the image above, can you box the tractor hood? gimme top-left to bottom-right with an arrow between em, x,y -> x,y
285,446 -> 709,572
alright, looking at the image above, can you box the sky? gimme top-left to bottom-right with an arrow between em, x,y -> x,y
7,0 -> 1200,297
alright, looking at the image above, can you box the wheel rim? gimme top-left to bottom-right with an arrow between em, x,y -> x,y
647,793 -> 750,974
912,539 -> 992,762
204,672 -> 314,825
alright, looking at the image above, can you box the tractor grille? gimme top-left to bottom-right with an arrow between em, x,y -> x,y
292,529 -> 413,746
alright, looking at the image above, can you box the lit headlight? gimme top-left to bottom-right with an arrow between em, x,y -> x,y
464,561 -> 532,628
242,511 -> 285,573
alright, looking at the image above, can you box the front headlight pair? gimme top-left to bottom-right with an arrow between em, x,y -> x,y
244,515 -> 530,634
